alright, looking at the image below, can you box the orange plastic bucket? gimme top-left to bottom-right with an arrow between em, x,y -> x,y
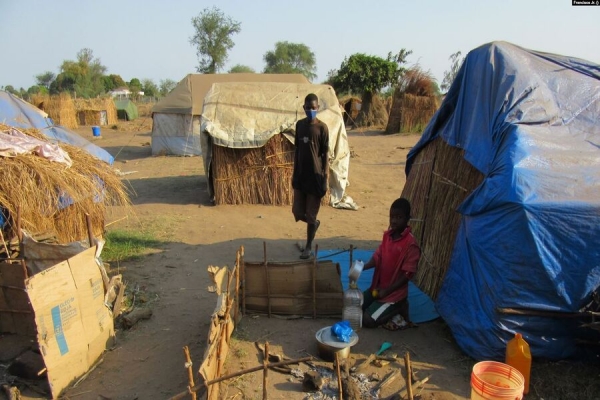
470,361 -> 524,400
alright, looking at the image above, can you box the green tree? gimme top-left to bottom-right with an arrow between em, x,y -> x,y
190,7 -> 241,73
128,78 -> 142,100
27,85 -> 48,96
441,51 -> 464,93
159,79 -> 177,96
228,64 -> 255,73
35,71 -> 56,89
3,85 -> 18,95
142,79 -> 159,97
51,48 -> 107,97
263,41 -> 317,80
332,49 -> 411,126
102,74 -> 127,91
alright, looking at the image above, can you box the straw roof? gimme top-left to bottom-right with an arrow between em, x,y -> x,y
0,124 -> 130,243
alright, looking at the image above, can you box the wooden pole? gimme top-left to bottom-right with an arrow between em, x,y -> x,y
335,353 -> 343,400
85,213 -> 94,248
0,228 -> 10,258
16,206 -> 22,243
168,357 -> 312,400
264,241 -> 271,318
183,346 -> 197,400
241,246 -> 246,316
349,244 -> 354,274
404,352 -> 414,400
263,342 -> 269,400
312,244 -> 318,319
235,250 -> 240,324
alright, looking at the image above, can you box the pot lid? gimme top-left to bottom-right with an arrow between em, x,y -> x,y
316,326 -> 359,348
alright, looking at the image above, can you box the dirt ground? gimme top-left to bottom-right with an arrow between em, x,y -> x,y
15,120 -> 593,400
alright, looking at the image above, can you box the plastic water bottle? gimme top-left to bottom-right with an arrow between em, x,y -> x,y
342,282 -> 364,331
505,332 -> 531,394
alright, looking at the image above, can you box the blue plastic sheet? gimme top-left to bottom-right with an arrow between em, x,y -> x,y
406,42 -> 600,361
318,249 -> 439,324
331,320 -> 353,343
0,91 -> 114,164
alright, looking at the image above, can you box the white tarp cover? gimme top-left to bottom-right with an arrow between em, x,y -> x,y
0,127 -> 72,166
200,82 -> 357,209
151,113 -> 202,156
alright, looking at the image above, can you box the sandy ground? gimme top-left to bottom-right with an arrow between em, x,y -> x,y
32,122 -> 469,399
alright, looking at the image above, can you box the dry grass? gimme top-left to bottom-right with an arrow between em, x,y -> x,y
386,93 -> 439,134
211,134 -> 329,206
31,93 -> 78,129
74,98 -> 118,125
136,103 -> 155,118
0,124 -> 131,243
401,138 -> 484,299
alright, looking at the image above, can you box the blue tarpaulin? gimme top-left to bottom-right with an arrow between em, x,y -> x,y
0,91 -> 114,164
318,248 -> 439,324
406,42 -> 600,360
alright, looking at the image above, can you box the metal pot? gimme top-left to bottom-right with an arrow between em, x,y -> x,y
315,326 -> 359,362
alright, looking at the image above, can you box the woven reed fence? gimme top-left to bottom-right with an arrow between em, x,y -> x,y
386,93 -> 439,134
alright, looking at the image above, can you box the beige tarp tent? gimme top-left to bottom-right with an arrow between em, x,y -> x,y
151,73 -> 310,156
200,82 -> 358,209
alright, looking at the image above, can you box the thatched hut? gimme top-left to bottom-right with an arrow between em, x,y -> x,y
340,96 -> 362,125
0,124 -> 129,245
385,93 -> 439,134
74,98 -> 118,126
402,41 -> 600,361
201,82 -> 355,209
32,93 -> 78,129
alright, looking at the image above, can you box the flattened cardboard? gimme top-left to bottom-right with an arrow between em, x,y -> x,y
26,246 -> 114,398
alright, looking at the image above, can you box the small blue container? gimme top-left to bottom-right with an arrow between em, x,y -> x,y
92,126 -> 101,137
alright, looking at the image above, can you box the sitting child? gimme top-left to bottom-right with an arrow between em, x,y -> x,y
362,198 -> 420,330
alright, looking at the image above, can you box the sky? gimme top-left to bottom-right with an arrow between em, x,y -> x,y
0,0 -> 598,90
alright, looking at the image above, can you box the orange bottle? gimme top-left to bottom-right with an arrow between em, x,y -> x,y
505,332 -> 531,394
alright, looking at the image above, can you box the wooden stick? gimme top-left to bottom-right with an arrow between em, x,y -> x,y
400,376 -> 430,399
235,250 -> 240,324
335,352 -> 343,400
312,244 -> 318,319
0,228 -> 10,258
497,307 -> 600,318
168,357 -> 312,400
183,346 -> 197,400
263,342 -> 269,400
241,246 -> 246,316
264,241 -> 271,318
16,206 -> 22,243
404,352 -> 413,400
349,244 -> 354,274
85,213 -> 94,248
20,259 -> 28,280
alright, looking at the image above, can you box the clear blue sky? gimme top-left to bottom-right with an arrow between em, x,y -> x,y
0,0 -> 598,89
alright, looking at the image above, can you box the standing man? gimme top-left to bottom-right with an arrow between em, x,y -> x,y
292,93 -> 329,259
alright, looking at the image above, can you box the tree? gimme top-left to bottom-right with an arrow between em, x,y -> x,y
441,51 -> 464,93
159,79 -> 177,96
228,64 -> 255,73
142,79 -> 159,97
190,7 -> 241,73
128,78 -> 142,100
3,85 -> 18,95
263,41 -> 317,80
35,71 -> 56,89
332,49 -> 412,126
102,74 -> 127,91
27,85 -> 48,96
51,48 -> 107,97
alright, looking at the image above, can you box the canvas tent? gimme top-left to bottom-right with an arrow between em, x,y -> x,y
0,91 -> 114,164
151,73 -> 310,156
200,82 -> 357,209
404,41 -> 600,361
115,99 -> 138,121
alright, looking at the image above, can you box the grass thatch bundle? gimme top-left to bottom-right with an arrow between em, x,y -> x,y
211,134 -> 329,206
74,98 -> 118,126
401,138 -> 484,299
0,124 -> 130,244
31,93 -> 78,129
386,93 -> 440,134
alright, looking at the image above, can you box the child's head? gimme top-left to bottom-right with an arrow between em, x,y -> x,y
389,198 -> 411,234
304,93 -> 319,120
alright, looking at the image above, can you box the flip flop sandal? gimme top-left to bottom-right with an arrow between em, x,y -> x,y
299,250 -> 314,260
381,321 -> 402,331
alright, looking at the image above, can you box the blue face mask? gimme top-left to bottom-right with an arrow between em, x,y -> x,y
305,109 -> 318,120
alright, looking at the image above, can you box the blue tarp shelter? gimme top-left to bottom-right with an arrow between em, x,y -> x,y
0,91 -> 114,164
407,42 -> 600,360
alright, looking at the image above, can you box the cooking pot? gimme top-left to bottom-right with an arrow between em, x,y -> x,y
315,326 -> 359,361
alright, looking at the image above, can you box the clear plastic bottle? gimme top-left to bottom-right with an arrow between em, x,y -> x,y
343,282 -> 364,331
